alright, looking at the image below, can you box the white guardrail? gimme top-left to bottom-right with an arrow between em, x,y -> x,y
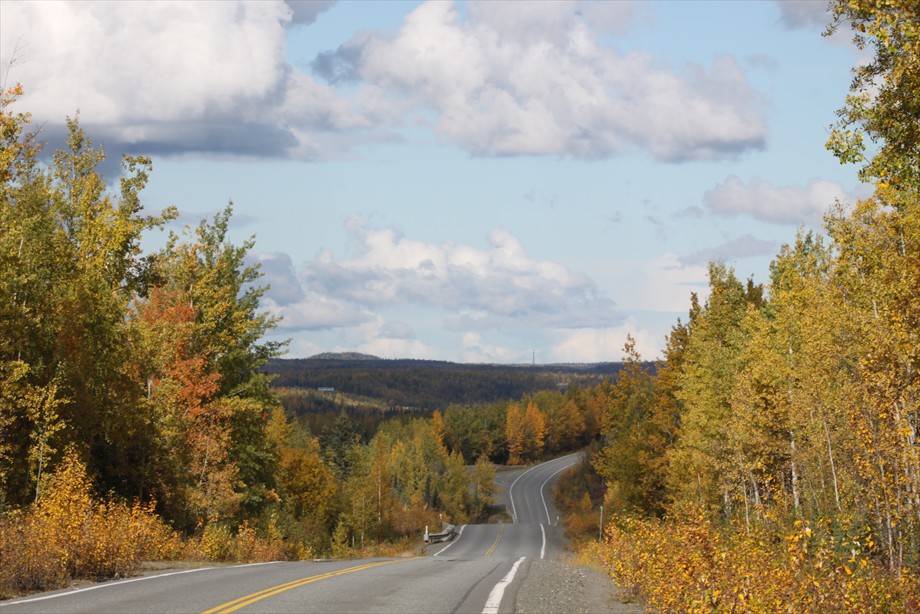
423,523 -> 457,544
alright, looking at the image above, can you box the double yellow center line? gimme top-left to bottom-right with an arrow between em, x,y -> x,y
201,559 -> 409,614
485,521 -> 504,557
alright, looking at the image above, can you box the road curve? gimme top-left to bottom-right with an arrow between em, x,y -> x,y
1,454 -> 584,614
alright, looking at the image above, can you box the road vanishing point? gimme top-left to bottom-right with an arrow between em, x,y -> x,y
2,454 -> 586,614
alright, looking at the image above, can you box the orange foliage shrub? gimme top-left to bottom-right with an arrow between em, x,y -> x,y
0,454 -> 181,597
598,506 -> 920,613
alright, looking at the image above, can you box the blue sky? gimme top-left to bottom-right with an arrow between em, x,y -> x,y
1,1 -> 866,363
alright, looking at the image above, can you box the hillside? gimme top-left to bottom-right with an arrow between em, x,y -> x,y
265,356 -> 626,410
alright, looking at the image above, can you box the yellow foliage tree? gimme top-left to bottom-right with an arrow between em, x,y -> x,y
505,402 -> 526,465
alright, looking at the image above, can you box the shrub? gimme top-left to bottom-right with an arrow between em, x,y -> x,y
192,517 -> 294,563
598,506 -> 920,613
0,453 -> 181,598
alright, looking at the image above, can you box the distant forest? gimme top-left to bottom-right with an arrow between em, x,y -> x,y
265,355 -> 628,413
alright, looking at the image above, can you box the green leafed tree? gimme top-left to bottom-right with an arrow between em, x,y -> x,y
666,264 -> 763,516
137,206 -> 287,524
0,90 -> 173,505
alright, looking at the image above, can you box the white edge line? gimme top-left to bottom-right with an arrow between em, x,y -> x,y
508,464 -> 541,523
482,556 -> 526,614
540,524 -> 546,560
508,468 -> 529,524
2,567 -> 217,605
433,524 -> 466,557
509,452 -> 580,524
540,463 -> 576,525
2,562 -> 283,606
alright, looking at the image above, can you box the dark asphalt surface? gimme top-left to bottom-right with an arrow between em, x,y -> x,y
1,453 -> 583,614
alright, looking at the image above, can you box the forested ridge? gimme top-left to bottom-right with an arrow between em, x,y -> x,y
267,356 -> 623,411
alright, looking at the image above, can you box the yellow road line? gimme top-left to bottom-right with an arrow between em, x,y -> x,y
201,559 -> 407,614
485,521 -> 504,557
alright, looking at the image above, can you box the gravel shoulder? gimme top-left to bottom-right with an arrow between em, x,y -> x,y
515,558 -> 645,613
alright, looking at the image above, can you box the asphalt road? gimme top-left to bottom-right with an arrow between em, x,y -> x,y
1,453 -> 582,614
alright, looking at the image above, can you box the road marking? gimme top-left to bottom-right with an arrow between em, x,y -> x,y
508,452 -> 580,524
540,463 -> 576,525
540,524 -> 546,560
2,567 -> 220,606
485,521 -> 504,557
481,556 -> 526,614
200,559 -> 407,614
508,465 -> 539,523
433,524 -> 466,557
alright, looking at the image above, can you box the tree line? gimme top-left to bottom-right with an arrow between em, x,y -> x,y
267,356 -> 621,410
0,90 -> 601,563
583,1 -> 920,607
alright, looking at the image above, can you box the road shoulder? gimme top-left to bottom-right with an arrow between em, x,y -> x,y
514,559 -> 644,613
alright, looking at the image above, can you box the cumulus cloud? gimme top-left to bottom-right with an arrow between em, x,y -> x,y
0,0 -> 361,160
460,332 -> 520,364
256,251 -> 371,331
703,176 -> 855,225
550,318 -> 660,363
286,0 -> 336,26
300,218 -> 618,330
679,235 -> 777,267
337,1 -> 766,161
263,292 -> 371,331
2,0 -> 765,163
254,220 -> 619,338
379,320 -> 416,340
255,252 -> 306,306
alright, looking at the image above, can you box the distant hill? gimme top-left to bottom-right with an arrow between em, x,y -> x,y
308,352 -> 381,361
265,356 -> 628,411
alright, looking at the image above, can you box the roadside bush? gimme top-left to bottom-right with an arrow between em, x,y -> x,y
0,453 -> 181,598
192,517 -> 294,563
553,456 -> 605,544
599,506 -> 920,613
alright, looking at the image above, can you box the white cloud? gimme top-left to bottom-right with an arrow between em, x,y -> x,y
0,0 -> 358,159
255,252 -> 306,306
286,0 -> 336,26
2,1 -> 288,124
379,320 -> 416,340
460,332 -> 519,364
264,294 -> 371,331
679,235 -> 777,267
301,218 -> 618,329
550,318 -> 660,363
255,219 -> 619,341
703,176 -> 858,226
602,254 -> 708,313
255,252 -> 372,331
2,0 -> 765,163
331,0 -> 766,161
